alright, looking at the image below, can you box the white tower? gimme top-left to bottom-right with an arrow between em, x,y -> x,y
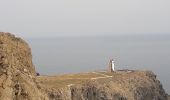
108,59 -> 115,72
111,60 -> 115,71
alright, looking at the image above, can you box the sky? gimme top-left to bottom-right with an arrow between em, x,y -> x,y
0,0 -> 170,38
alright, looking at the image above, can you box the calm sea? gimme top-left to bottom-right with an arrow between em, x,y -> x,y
26,34 -> 170,93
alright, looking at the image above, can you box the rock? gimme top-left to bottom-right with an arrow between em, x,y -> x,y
0,32 -> 47,100
23,68 -> 28,73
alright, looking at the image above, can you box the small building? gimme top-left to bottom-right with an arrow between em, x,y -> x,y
108,59 -> 115,72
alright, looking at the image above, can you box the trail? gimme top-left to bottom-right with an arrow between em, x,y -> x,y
92,72 -> 111,77
90,72 -> 113,80
67,72 -> 113,87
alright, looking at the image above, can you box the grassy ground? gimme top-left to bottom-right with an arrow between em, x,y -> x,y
37,70 -> 145,89
37,71 -> 111,88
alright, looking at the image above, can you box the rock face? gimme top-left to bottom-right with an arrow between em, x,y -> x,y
0,32 -> 169,100
0,32 -> 47,100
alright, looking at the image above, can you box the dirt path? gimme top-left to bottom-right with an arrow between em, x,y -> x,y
67,72 -> 113,87
90,72 -> 113,80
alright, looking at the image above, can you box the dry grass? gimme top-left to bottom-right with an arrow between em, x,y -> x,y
37,71 -> 148,89
37,72 -> 105,88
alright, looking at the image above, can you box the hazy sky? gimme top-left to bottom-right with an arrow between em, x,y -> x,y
0,0 -> 170,38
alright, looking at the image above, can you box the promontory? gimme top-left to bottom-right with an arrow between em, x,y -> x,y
0,32 -> 169,100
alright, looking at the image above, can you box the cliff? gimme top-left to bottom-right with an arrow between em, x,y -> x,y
0,32 -> 169,100
38,71 -> 168,100
0,32 -> 48,100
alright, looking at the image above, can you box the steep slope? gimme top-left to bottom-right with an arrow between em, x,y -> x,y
0,32 -> 169,100
0,32 -> 47,100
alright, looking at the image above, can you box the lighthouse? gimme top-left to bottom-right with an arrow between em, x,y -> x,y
108,59 -> 115,72
111,60 -> 115,71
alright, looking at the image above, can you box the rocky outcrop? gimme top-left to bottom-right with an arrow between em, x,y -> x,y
0,32 -> 47,100
0,32 -> 169,100
44,71 -> 168,100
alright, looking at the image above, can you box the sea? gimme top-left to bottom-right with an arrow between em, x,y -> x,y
26,34 -> 170,94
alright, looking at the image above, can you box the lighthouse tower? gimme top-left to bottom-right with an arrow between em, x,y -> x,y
108,59 -> 115,72
111,60 -> 115,71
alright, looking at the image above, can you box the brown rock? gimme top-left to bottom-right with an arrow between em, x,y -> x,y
0,32 -> 47,100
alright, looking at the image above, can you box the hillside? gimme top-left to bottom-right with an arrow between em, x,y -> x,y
0,32 -> 169,100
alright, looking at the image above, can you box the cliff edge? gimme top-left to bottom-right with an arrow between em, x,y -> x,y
0,32 -> 169,100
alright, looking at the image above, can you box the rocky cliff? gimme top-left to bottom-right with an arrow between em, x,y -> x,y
0,32 -> 48,100
39,71 -> 168,100
0,32 -> 169,100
